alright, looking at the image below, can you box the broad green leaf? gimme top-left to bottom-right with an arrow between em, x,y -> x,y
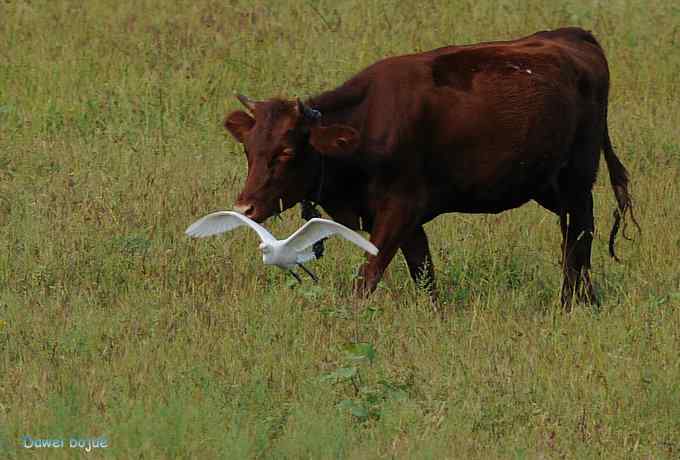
342,342 -> 376,363
337,399 -> 369,418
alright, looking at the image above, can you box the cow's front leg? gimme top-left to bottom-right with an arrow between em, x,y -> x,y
400,225 -> 436,298
353,205 -> 419,296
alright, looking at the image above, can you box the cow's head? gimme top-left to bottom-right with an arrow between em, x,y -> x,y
225,95 -> 359,222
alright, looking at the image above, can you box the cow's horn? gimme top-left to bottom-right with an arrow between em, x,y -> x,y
297,98 -> 322,120
236,94 -> 257,113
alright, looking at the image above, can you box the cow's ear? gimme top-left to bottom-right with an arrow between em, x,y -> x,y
224,110 -> 254,143
309,124 -> 359,157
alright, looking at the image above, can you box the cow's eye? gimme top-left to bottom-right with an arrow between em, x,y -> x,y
281,148 -> 294,157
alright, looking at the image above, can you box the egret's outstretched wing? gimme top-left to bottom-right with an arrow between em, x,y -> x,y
185,211 -> 275,243
285,218 -> 378,255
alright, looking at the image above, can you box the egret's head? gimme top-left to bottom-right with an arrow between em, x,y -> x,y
226,95 -> 359,222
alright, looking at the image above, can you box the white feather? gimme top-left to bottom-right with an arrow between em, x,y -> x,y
284,218 -> 378,255
185,211 -> 275,243
185,212 -> 378,272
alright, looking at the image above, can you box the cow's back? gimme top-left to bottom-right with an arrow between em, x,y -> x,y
308,28 -> 612,212
416,29 -> 611,212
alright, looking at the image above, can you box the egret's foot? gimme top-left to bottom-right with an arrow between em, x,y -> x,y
297,263 -> 319,283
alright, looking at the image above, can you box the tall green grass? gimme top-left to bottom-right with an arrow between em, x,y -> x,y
1,0 -> 679,458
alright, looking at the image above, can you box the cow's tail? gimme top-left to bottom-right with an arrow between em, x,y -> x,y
603,112 -> 640,261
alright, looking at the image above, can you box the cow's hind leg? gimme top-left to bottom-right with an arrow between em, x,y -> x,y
559,125 -> 603,309
562,188 -> 597,309
400,225 -> 436,297
534,172 -> 597,309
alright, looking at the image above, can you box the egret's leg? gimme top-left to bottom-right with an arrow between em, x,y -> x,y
297,263 -> 319,283
287,270 -> 302,284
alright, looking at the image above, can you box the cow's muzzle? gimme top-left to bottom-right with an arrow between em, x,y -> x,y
233,203 -> 255,218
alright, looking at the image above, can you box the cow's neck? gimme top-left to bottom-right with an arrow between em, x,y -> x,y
303,81 -> 372,229
306,76 -> 367,126
302,155 -> 369,231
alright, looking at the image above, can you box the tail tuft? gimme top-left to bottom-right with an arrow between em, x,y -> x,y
603,129 -> 640,261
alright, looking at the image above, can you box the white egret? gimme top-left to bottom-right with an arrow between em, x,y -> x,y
185,211 -> 378,282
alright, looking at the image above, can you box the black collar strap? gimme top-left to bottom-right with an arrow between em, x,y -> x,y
301,152 -> 325,258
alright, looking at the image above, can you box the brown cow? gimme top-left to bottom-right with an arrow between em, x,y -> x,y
224,27 -> 638,308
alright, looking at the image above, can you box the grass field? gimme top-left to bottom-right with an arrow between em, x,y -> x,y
1,0 -> 679,458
